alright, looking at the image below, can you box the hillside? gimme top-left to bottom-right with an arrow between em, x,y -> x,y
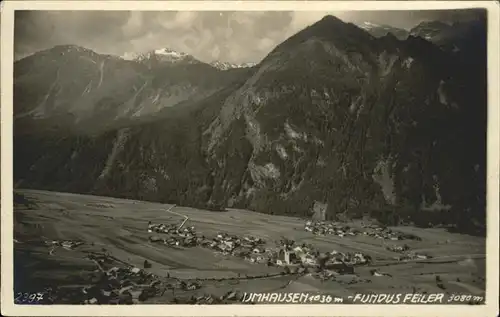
14,45 -> 251,133
14,15 -> 487,234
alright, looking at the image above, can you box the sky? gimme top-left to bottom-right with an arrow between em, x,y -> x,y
14,9 -> 485,63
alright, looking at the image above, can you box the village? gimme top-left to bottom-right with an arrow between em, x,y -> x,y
145,217 -> 429,265
33,247 -> 242,304
304,220 -> 423,241
145,220 -> 377,271
34,217 -> 433,305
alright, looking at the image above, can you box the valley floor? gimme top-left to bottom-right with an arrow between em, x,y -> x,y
13,189 -> 486,304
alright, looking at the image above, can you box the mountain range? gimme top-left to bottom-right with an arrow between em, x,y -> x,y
121,48 -> 257,71
357,21 -> 409,40
13,15 -> 487,234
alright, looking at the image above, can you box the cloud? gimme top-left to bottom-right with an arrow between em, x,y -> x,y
14,9 -> 485,63
122,12 -> 144,38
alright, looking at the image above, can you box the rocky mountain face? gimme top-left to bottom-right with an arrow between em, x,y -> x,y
126,48 -> 205,69
122,48 -> 258,71
14,15 -> 487,233
410,21 -> 452,41
209,61 -> 257,71
409,19 -> 486,53
358,22 -> 409,40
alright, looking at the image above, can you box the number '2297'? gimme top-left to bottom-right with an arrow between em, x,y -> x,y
15,292 -> 44,304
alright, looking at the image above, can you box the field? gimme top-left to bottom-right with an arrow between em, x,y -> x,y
13,189 -> 486,304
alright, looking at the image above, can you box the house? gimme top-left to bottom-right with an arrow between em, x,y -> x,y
303,255 -> 317,266
252,246 -> 265,254
248,253 -> 266,264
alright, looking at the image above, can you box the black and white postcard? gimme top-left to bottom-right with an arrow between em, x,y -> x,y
1,1 -> 499,316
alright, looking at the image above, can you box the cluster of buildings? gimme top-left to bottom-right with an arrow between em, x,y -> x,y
177,291 -> 241,304
304,221 -> 359,237
268,239 -> 372,275
147,222 -> 199,247
360,224 -> 422,241
304,221 -> 422,241
200,234 -> 327,270
37,252 -> 165,304
200,233 -> 269,262
385,244 -> 411,253
81,252 -> 203,304
37,235 -> 254,305
44,239 -> 84,251
393,252 -> 433,261
147,221 -> 270,255
146,221 -> 374,276
385,244 -> 432,261
148,221 -> 195,236
82,266 -> 160,304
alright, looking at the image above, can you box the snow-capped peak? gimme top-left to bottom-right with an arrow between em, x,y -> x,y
358,21 -> 382,30
210,60 -> 256,71
121,48 -> 256,68
153,48 -> 189,59
121,52 -> 140,61
121,48 -> 196,64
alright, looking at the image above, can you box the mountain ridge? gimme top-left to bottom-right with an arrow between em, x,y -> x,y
14,43 -> 254,133
357,21 -> 409,40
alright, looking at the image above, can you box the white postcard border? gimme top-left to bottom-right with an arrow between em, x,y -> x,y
1,1 -> 499,316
